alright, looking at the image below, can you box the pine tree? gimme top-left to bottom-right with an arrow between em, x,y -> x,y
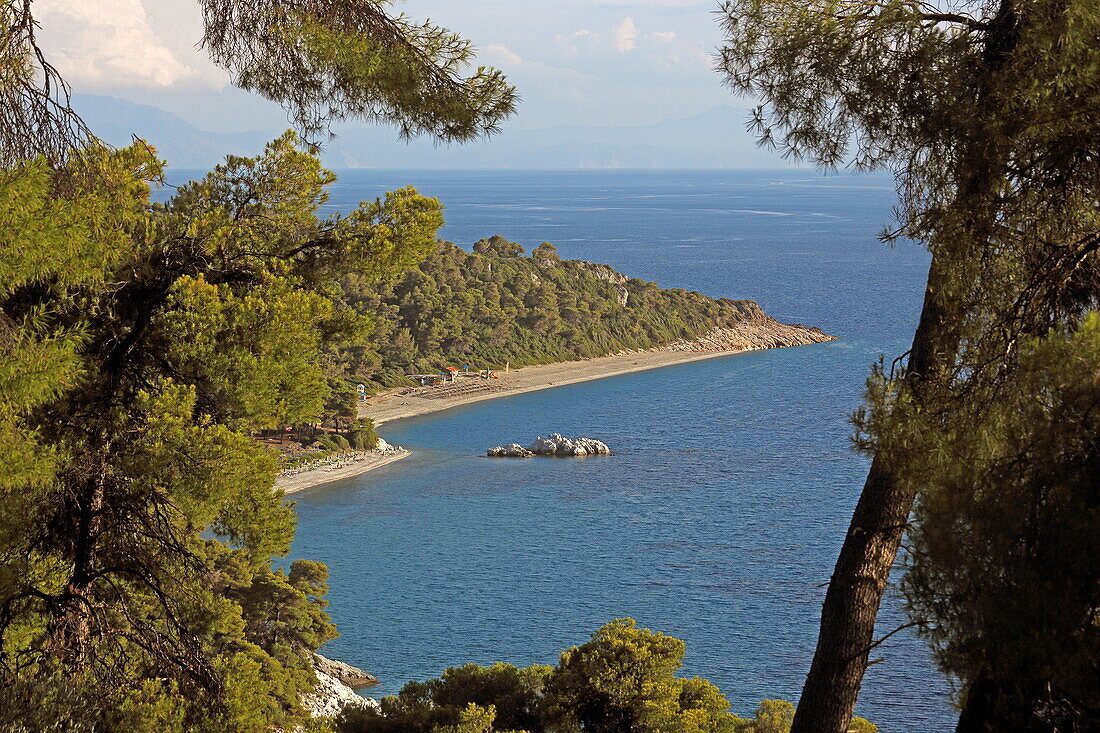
896,316 -> 1100,730
0,135 -> 442,730
717,1 -> 1100,729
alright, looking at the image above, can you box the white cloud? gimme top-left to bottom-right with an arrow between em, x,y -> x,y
35,0 -> 202,89
483,43 -> 525,66
611,17 -> 638,52
648,31 -> 677,43
556,29 -> 594,42
554,29 -> 600,55
481,43 -> 592,83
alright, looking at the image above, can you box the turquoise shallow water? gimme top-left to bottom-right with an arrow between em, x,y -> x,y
167,169 -> 951,730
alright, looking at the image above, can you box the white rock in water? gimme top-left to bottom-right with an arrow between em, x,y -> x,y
526,433 -> 611,456
527,434 -> 562,455
487,443 -> 534,458
573,437 -> 611,455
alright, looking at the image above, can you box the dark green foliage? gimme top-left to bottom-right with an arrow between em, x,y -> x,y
473,235 -> 525,257
199,0 -> 517,145
349,418 -> 380,450
2,0 -> 515,167
0,136 -> 441,731
532,242 -> 560,264
341,662 -> 551,733
338,619 -> 872,733
335,238 -> 766,384
318,435 -> 342,452
718,0 -> 1100,728
326,378 -> 361,422
898,315 -> 1100,729
543,619 -> 740,732
216,551 -> 338,655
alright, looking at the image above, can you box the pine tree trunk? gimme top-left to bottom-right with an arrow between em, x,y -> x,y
791,251 -> 962,732
46,465 -> 108,671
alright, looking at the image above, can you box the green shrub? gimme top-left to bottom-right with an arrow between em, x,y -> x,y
318,435 -> 342,452
339,619 -> 747,733
350,419 -> 380,450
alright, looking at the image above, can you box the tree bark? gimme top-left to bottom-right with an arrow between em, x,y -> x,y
45,457 -> 108,671
955,676 -> 1001,733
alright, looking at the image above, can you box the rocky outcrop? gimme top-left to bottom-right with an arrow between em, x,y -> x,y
528,434 -> 611,456
313,653 -> 378,688
487,443 -> 534,458
488,434 -> 612,457
577,261 -> 630,306
665,303 -> 836,353
373,436 -> 405,455
577,261 -> 628,286
301,670 -> 379,719
300,654 -> 380,719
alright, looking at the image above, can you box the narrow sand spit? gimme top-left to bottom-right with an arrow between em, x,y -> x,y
275,449 -> 410,495
362,323 -> 835,426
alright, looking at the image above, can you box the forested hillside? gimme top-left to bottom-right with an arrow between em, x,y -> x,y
334,236 -> 790,386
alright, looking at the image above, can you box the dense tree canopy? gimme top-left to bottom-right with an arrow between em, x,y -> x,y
896,316 -> 1100,729
333,237 -> 781,386
0,0 -> 516,729
0,135 -> 441,730
199,0 -> 517,145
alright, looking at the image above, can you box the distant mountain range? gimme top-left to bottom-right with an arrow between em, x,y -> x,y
73,94 -> 791,170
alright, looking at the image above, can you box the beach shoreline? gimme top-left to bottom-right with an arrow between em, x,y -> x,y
275,449 -> 411,495
363,348 -> 753,426
361,322 -> 837,426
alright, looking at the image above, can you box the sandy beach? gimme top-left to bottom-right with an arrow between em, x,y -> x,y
361,349 -> 749,426
275,449 -> 410,495
362,322 -> 836,426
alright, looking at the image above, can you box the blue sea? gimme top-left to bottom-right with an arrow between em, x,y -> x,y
169,169 -> 951,730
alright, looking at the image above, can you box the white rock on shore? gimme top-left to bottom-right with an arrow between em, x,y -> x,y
487,434 -> 612,457
313,652 -> 378,687
300,654 -> 380,719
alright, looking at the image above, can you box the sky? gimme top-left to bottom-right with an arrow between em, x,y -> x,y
33,0 -> 744,134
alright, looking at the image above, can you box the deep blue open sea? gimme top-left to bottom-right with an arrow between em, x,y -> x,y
168,169 -> 951,731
